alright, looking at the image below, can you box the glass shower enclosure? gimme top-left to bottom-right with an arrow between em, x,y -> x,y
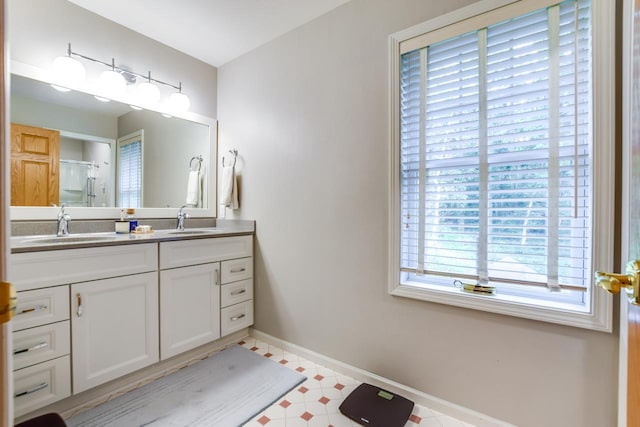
59,159 -> 98,207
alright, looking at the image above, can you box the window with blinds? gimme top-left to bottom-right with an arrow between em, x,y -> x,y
399,0 -> 592,309
117,135 -> 143,208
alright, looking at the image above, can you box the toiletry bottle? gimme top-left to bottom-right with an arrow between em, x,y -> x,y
115,209 -> 130,233
125,208 -> 138,232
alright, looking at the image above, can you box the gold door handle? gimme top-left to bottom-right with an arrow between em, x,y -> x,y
0,281 -> 16,324
595,260 -> 640,304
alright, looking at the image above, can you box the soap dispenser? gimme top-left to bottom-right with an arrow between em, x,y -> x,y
125,208 -> 138,232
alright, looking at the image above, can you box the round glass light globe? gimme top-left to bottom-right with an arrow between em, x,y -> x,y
51,56 -> 85,91
97,69 -> 126,99
135,81 -> 161,104
168,92 -> 190,113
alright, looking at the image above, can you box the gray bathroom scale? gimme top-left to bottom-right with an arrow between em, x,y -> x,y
339,383 -> 414,427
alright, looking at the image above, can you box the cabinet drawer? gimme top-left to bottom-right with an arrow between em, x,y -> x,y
160,236 -> 252,269
221,257 -> 253,283
221,279 -> 253,308
11,243 -> 158,291
221,300 -> 254,337
13,286 -> 69,332
14,356 -> 71,418
13,321 -> 70,370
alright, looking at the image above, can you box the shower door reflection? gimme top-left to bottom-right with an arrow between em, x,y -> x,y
59,160 -> 104,207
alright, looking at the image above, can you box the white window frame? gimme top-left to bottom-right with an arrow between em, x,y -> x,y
388,0 -> 614,331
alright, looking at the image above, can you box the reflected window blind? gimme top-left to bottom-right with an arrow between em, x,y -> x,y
400,0 -> 592,295
118,140 -> 142,208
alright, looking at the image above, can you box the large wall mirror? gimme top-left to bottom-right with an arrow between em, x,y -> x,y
10,62 -> 217,220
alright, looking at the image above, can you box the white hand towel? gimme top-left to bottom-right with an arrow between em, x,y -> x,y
186,170 -> 200,206
220,164 -> 238,209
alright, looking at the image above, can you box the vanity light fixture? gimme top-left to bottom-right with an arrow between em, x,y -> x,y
51,43 -> 190,113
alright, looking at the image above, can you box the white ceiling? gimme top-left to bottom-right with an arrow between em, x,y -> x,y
67,0 -> 352,67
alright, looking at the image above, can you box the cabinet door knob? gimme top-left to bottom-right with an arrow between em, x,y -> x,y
76,293 -> 83,317
230,267 -> 246,273
230,314 -> 246,321
230,289 -> 246,296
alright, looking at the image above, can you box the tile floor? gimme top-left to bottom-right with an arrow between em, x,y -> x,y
240,337 -> 474,427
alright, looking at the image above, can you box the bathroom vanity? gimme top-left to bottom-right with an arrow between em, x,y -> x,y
9,227 -> 254,418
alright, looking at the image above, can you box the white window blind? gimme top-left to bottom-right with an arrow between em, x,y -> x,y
118,137 -> 143,208
399,0 -> 592,307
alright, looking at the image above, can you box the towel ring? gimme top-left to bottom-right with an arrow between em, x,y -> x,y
222,149 -> 238,168
189,155 -> 203,172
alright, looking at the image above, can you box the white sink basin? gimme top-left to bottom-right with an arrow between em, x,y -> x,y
22,236 -> 119,245
167,229 -> 218,235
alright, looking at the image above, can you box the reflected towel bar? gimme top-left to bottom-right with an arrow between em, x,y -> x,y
189,155 -> 203,172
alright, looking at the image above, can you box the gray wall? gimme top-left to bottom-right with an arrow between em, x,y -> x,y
60,137 -> 83,161
217,1 -> 619,426
8,0 -> 217,118
11,95 -> 117,138
118,109 -> 209,209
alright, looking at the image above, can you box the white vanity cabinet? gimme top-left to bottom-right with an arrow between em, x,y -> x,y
10,232 -> 254,419
10,243 -> 159,409
159,235 -> 253,360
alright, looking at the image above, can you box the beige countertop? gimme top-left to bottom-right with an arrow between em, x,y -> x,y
11,224 -> 255,253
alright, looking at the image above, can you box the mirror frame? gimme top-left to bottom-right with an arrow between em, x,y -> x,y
10,60 -> 218,220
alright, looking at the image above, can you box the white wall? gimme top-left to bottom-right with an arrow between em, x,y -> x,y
218,1 -> 619,426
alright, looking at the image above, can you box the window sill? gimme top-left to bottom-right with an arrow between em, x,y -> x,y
390,281 -> 612,332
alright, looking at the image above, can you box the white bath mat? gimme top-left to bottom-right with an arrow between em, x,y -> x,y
66,345 -> 306,427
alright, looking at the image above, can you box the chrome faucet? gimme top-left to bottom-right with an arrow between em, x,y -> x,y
57,204 -> 71,237
176,205 -> 190,231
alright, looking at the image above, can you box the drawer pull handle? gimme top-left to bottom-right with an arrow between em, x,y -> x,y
76,293 -> 83,317
230,314 -> 246,321
230,267 -> 246,273
17,305 -> 48,315
230,289 -> 246,296
15,382 -> 48,398
14,341 -> 48,355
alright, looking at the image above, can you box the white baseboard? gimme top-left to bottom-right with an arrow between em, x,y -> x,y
250,328 -> 515,427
